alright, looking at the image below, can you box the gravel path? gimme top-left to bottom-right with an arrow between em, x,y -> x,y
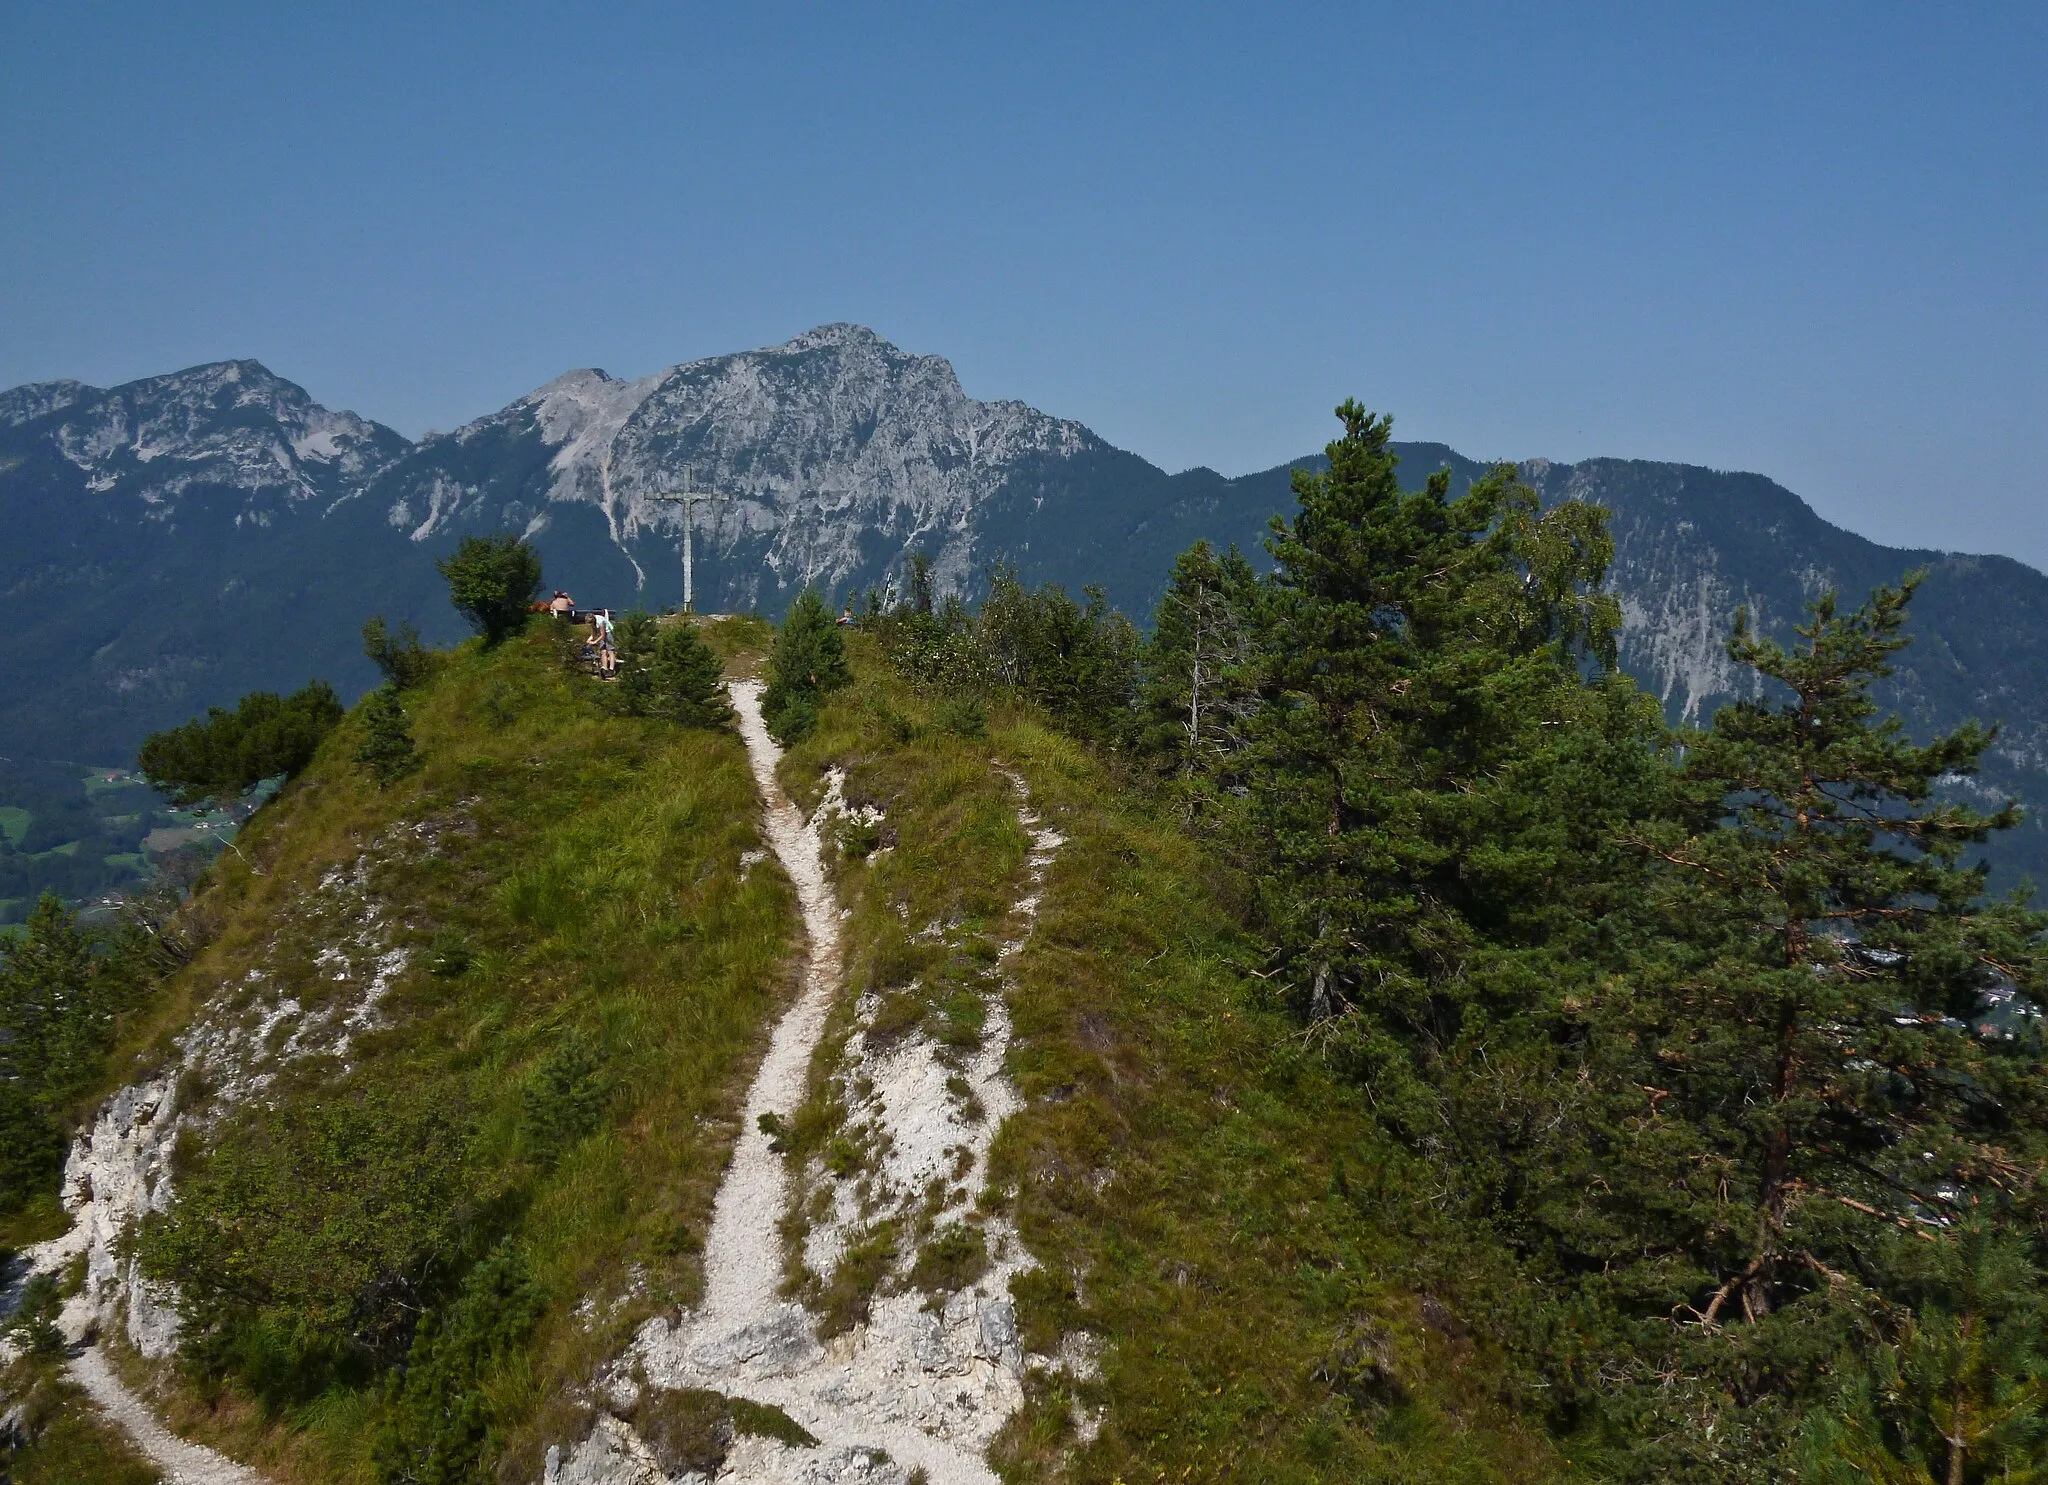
615,685 -> 1072,1485
68,1345 -> 263,1484
692,679 -> 847,1345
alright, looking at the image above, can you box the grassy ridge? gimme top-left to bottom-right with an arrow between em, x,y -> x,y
100,620 -> 799,1483
781,638 -> 1553,1484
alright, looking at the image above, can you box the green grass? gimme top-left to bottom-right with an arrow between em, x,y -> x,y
0,805 -> 29,845
86,620 -> 802,1485
26,613 -> 1555,1482
0,1357 -> 162,1485
776,638 -> 1556,1485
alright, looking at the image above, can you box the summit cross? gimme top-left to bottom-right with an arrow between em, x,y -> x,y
652,469 -> 738,614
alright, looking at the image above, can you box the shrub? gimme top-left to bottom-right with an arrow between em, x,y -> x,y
610,610 -> 660,715
354,686 -> 419,785
137,1085 -> 483,1402
362,616 -> 433,690
435,534 -> 543,646
651,623 -> 732,727
766,697 -> 817,744
371,1243 -> 545,1485
909,1223 -> 989,1296
935,693 -> 986,738
762,591 -> 850,743
521,1032 -> 610,1167
4,1273 -> 66,1355
818,1224 -> 897,1336
137,682 -> 344,806
0,894 -> 161,1215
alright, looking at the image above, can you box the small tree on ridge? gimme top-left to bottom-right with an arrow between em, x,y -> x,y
437,534 -> 543,646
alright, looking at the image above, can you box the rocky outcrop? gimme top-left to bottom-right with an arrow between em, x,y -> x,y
1,359 -> 408,521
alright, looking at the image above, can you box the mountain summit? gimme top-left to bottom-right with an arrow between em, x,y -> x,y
363,323 -> 1110,604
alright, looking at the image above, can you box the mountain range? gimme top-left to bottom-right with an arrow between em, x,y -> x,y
6,322 -> 2046,878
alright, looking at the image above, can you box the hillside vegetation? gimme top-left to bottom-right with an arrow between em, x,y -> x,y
4,399 -> 2045,1485
6,616 -> 802,1481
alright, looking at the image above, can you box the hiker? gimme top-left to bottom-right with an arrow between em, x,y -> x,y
837,605 -> 854,626
549,590 -> 575,619
592,608 -> 617,677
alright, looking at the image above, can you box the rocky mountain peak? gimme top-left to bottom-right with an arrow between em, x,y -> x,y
370,325 -> 1101,602
0,378 -> 98,429
0,359 -> 410,521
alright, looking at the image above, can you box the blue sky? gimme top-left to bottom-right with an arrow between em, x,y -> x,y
4,3 -> 2043,565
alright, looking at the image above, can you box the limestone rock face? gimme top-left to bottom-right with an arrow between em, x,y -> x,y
367,324 -> 1109,611
0,358 -> 408,522
0,1077 -> 183,1358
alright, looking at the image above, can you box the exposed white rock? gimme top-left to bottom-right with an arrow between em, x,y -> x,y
382,325 -> 1106,607
11,359 -> 405,524
0,812 -> 453,1481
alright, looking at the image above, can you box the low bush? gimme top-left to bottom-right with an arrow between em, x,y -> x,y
362,616 -> 434,690
354,685 -> 420,784
138,1083 -> 488,1404
138,682 -> 344,806
371,1243 -> 546,1485
909,1223 -> 988,1296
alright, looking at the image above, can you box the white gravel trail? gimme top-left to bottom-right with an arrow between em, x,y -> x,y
68,1344 -> 262,1484
691,679 -> 845,1340
613,680 -> 1039,1485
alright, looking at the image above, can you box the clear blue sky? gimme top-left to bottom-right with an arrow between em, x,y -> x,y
4,3 -> 2043,566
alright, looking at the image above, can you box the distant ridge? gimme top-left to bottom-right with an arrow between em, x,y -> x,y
3,326 -> 2044,878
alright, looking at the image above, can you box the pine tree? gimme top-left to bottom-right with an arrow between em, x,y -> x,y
650,623 -> 732,727
1623,578 -> 2044,1330
1807,1222 -> 2048,1484
1242,402 -> 1618,1047
1504,578 -> 2048,1477
355,685 -> 420,784
611,610 -> 660,715
763,590 -> 851,743
1138,540 -> 1259,786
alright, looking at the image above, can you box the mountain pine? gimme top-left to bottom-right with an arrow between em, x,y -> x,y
354,685 -> 420,784
650,623 -> 732,727
138,681 -> 344,806
763,590 -> 850,743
